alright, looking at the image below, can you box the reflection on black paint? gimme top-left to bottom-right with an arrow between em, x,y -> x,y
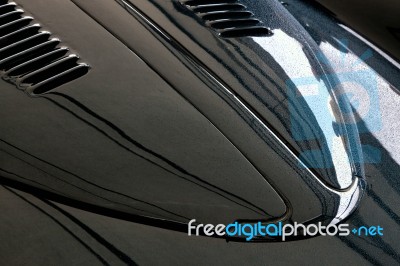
43,92 -> 271,217
0,139 -> 188,220
2,186 -> 112,266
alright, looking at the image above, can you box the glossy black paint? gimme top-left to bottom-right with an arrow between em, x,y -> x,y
0,0 -> 399,264
314,0 -> 400,62
1,0 -> 289,226
0,0 -> 365,231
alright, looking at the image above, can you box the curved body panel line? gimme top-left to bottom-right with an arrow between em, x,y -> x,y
0,0 -> 368,242
0,0 -> 399,264
111,0 -> 365,226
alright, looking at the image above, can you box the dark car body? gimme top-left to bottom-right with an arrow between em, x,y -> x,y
0,0 -> 399,264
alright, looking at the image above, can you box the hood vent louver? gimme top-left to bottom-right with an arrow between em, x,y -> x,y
0,1 -> 89,96
179,0 -> 273,38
